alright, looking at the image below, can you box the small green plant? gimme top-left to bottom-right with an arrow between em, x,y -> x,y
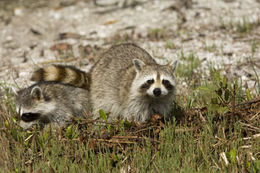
204,42 -> 217,52
220,17 -> 260,34
236,19 -> 251,33
149,28 -> 162,36
65,125 -> 80,139
176,52 -> 202,84
0,83 -> 16,114
251,39 -> 259,55
249,40 -> 260,94
193,69 -> 247,118
165,40 -> 176,49
236,18 -> 260,34
219,17 -> 234,30
99,109 -> 109,121
148,28 -> 167,41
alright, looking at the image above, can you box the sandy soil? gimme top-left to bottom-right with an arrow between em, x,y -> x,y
0,0 -> 259,92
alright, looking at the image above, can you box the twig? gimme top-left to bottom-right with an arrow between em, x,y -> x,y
175,127 -> 195,133
24,134 -> 34,142
131,125 -> 157,134
240,145 -> 251,149
235,97 -> 260,107
220,152 -> 229,166
250,110 -> 260,121
199,111 -> 211,132
145,152 -> 157,171
249,152 -> 256,161
242,133 -> 260,140
121,156 -> 128,164
113,135 -> 139,139
40,57 -> 78,65
231,84 -> 236,117
93,0 -> 118,7
239,121 -> 260,132
153,162 -> 160,173
211,158 -> 221,170
94,138 -> 135,144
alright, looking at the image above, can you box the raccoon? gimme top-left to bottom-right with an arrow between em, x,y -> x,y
16,82 -> 90,129
31,43 -> 177,123
89,43 -> 177,122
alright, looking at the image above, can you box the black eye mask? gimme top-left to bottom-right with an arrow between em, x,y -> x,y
162,79 -> 173,90
21,113 -> 41,122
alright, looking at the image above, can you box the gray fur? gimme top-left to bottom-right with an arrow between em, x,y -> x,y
89,43 -> 177,122
16,82 -> 90,129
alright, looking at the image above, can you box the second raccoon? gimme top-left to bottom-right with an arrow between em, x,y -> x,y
16,82 -> 90,129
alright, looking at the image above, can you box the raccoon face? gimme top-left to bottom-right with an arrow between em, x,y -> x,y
16,85 -> 55,129
138,74 -> 175,98
132,59 -> 177,99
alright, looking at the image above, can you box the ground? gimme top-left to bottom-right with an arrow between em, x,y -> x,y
0,0 -> 259,172
0,0 -> 259,90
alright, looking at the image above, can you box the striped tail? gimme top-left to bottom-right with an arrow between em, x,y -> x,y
31,65 -> 90,89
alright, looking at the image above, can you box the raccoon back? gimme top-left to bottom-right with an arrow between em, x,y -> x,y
90,43 -> 157,93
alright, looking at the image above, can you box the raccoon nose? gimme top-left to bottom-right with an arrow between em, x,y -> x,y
153,88 -> 161,97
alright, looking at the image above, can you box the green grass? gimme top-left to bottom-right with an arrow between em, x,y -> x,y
204,43 -> 217,53
175,52 -> 202,89
220,17 -> 260,34
147,28 -> 169,41
0,69 -> 259,172
164,41 -> 176,49
250,39 -> 260,95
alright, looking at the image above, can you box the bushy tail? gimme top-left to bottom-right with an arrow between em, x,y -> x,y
31,65 -> 89,89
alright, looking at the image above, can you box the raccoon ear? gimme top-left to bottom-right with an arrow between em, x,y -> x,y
31,86 -> 42,100
169,60 -> 178,73
133,59 -> 145,72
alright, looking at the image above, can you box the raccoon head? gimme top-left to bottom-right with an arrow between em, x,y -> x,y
132,59 -> 177,99
16,85 -> 54,129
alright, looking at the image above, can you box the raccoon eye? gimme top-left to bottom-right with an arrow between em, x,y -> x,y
162,79 -> 170,85
146,79 -> 154,84
162,79 -> 173,89
21,113 -> 41,122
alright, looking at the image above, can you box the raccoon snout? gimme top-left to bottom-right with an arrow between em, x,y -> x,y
153,88 -> 161,97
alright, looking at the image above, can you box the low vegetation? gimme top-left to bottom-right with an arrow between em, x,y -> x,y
0,63 -> 259,172
220,17 -> 260,34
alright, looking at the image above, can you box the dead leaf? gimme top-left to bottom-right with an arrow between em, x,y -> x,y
104,20 -> 117,25
50,43 -> 72,51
